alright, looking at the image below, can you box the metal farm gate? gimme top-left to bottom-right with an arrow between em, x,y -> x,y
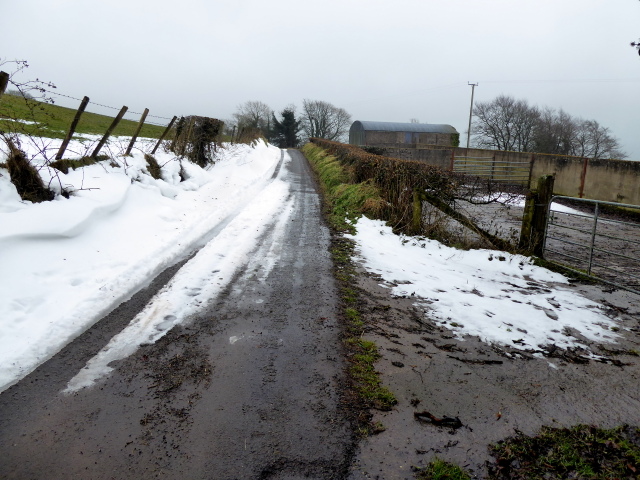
452,155 -> 531,186
543,196 -> 640,294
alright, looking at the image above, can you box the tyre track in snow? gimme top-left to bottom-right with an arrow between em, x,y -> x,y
0,149 -> 288,399
0,149 -> 286,394
0,149 -> 355,479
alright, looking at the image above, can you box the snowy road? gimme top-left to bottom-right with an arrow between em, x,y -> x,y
0,149 -> 354,479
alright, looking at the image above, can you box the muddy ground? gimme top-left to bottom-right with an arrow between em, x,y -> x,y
347,245 -> 640,479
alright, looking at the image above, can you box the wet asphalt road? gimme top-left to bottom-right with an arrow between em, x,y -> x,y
0,150 -> 354,479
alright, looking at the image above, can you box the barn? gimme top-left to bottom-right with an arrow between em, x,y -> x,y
349,120 -> 459,148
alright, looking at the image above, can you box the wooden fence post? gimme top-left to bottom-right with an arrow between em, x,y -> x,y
412,190 -> 423,235
231,125 -> 236,144
532,174 -> 554,256
180,117 -> 196,156
151,115 -> 177,155
124,108 -> 149,156
528,154 -> 535,189
579,157 -> 589,198
519,175 -> 555,256
56,96 -> 89,160
0,71 -> 9,98
91,106 -> 128,158
519,191 -> 536,251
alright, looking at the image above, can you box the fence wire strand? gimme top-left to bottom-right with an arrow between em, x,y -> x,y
43,89 -> 176,121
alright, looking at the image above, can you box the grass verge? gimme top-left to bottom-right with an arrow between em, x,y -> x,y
532,257 -> 602,286
0,93 -> 167,140
488,424 -> 640,479
301,143 -> 397,432
302,143 -> 385,233
414,458 -> 471,480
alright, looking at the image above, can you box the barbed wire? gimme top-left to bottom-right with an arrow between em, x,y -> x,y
146,120 -> 170,127
43,89 -> 177,121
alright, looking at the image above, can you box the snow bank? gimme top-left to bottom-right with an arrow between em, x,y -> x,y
0,138 -> 283,392
346,216 -> 619,352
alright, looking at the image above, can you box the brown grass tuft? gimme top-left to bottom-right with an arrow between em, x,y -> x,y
5,138 -> 54,202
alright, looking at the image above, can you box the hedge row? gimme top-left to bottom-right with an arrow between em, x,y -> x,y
309,138 -> 456,234
171,116 -> 224,167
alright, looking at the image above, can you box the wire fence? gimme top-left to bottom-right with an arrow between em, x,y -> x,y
41,88 -> 177,128
0,82 -> 182,160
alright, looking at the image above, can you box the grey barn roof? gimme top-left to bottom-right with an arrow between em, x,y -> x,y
350,120 -> 458,134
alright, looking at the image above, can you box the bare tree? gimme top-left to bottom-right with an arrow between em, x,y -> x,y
300,99 -> 351,142
511,100 -> 539,152
472,95 -> 539,152
573,119 -> 626,159
232,100 -> 272,132
473,94 -> 626,160
532,108 -> 575,155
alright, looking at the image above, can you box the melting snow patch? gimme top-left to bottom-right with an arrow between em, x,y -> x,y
345,217 -> 619,353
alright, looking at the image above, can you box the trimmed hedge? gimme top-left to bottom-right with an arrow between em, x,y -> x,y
309,138 -> 456,234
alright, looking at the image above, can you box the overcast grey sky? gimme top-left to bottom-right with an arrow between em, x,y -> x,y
3,0 -> 639,158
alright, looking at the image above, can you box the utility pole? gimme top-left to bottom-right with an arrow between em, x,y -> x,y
466,82 -> 478,149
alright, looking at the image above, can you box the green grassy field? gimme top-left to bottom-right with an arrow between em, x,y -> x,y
0,93 -> 168,140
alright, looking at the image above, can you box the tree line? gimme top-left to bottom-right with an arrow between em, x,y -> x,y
472,95 -> 626,160
229,99 -> 351,148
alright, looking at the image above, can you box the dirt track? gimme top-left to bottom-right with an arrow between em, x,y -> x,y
0,150 -> 356,479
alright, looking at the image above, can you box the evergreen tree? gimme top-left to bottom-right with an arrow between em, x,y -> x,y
271,107 -> 301,148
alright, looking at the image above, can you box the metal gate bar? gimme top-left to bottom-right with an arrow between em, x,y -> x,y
542,196 -> 640,295
452,156 -> 531,185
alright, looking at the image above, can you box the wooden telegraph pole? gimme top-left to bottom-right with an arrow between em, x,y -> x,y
466,82 -> 478,150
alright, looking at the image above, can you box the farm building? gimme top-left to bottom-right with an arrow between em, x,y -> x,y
349,120 -> 459,148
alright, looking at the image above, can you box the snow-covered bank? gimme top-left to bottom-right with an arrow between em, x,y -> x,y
346,217 -> 620,353
0,138 -> 285,392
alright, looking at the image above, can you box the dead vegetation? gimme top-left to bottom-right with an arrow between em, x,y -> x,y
170,115 -> 224,168
144,153 -> 162,180
3,136 -> 54,202
49,156 -> 103,174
